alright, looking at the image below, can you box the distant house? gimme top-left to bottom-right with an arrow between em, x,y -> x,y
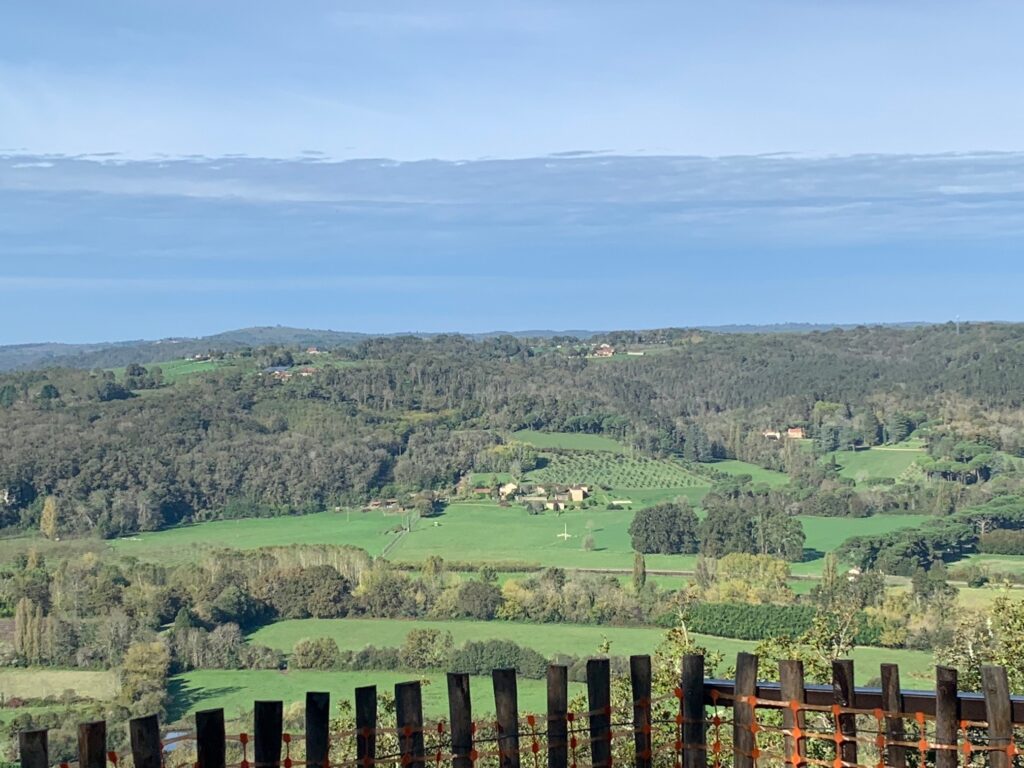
306,347 -> 324,355
472,486 -> 491,496
545,501 -> 566,511
787,427 -> 807,440
262,366 -> 292,381
762,430 -> 782,440
297,367 -> 317,377
568,484 -> 589,503
499,482 -> 519,499
593,343 -> 616,358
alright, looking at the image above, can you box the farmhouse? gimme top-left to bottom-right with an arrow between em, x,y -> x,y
787,427 -> 807,439
593,343 -> 615,357
544,500 -> 567,511
498,482 -> 519,499
762,430 -> 782,440
568,484 -> 589,502
261,366 -> 292,381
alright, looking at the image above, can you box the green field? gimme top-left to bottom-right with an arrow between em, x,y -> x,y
829,447 -> 926,483
0,669 -> 119,699
246,618 -> 936,688
512,430 -> 630,453
110,357 -> 234,383
708,460 -> 790,487
526,451 -> 708,489
958,553 -> 1024,577
168,669 -> 583,723
109,501 -> 935,575
110,510 -> 401,564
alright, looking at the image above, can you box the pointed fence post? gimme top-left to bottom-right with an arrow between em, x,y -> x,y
733,653 -> 758,768
935,667 -> 959,768
78,721 -> 107,768
587,659 -> 612,768
397,681 -> 426,768
547,665 -> 569,768
779,661 -> 806,767
630,655 -> 652,768
18,730 -> 48,768
130,715 -> 162,768
981,665 -> 1012,768
832,660 -> 857,767
493,668 -> 521,768
196,709 -> 226,768
448,673 -> 473,768
880,664 -> 907,768
681,654 -> 707,768
355,686 -> 377,768
254,701 -> 283,768
306,692 -> 330,768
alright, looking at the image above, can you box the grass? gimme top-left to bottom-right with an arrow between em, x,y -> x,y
958,553 -> 1024,576
110,510 -> 400,564
108,501 -> 936,575
0,669 -> 119,699
708,460 -> 790,487
512,431 -> 630,453
168,669 -> 584,723
828,448 -> 926,483
526,452 -> 708,489
246,618 -> 935,688
109,357 -> 234,383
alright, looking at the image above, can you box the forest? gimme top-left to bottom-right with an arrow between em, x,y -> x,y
2,323 -> 1024,539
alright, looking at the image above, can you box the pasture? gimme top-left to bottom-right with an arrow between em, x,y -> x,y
512,431 -> 630,453
0,669 -> 119,699
110,510 -> 400,564
829,447 -> 926,483
708,460 -> 790,487
107,500 -> 937,575
246,618 -> 935,688
168,669 -> 583,723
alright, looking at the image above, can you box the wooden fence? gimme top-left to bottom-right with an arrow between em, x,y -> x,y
16,652 -> 1024,768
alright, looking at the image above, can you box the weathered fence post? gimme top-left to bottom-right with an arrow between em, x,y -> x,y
681,654 -> 707,768
305,692 -> 330,768
78,721 -> 107,768
832,660 -> 857,766
493,667 -> 521,768
397,681 -> 426,768
18,729 -> 48,768
981,665 -> 1012,768
548,665 -> 569,768
880,664 -> 907,768
779,660 -> 806,766
587,658 -> 612,768
630,655 -> 652,768
129,715 -> 162,768
355,686 -> 377,768
196,708 -> 226,768
935,666 -> 959,768
733,652 -> 758,768
254,701 -> 284,768
448,673 -> 473,768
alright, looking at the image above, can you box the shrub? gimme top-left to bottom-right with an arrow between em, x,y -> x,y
291,637 -> 340,670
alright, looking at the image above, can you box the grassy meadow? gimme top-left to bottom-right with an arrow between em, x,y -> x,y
0,669 -> 119,699
708,460 -> 790,487
829,447 -> 926,483
168,669 -> 583,723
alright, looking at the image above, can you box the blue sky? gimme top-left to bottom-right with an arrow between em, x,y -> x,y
1,2 -> 1023,342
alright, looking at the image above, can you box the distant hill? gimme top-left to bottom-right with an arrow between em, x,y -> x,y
0,321 -> 945,371
0,327 -> 373,371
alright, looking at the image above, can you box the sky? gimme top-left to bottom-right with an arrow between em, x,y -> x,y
1,1 -> 1024,343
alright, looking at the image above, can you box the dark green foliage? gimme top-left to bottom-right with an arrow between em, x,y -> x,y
628,501 -> 699,554
452,580 -> 503,619
449,639 -> 548,678
979,530 -> 1024,554
290,637 -> 341,670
